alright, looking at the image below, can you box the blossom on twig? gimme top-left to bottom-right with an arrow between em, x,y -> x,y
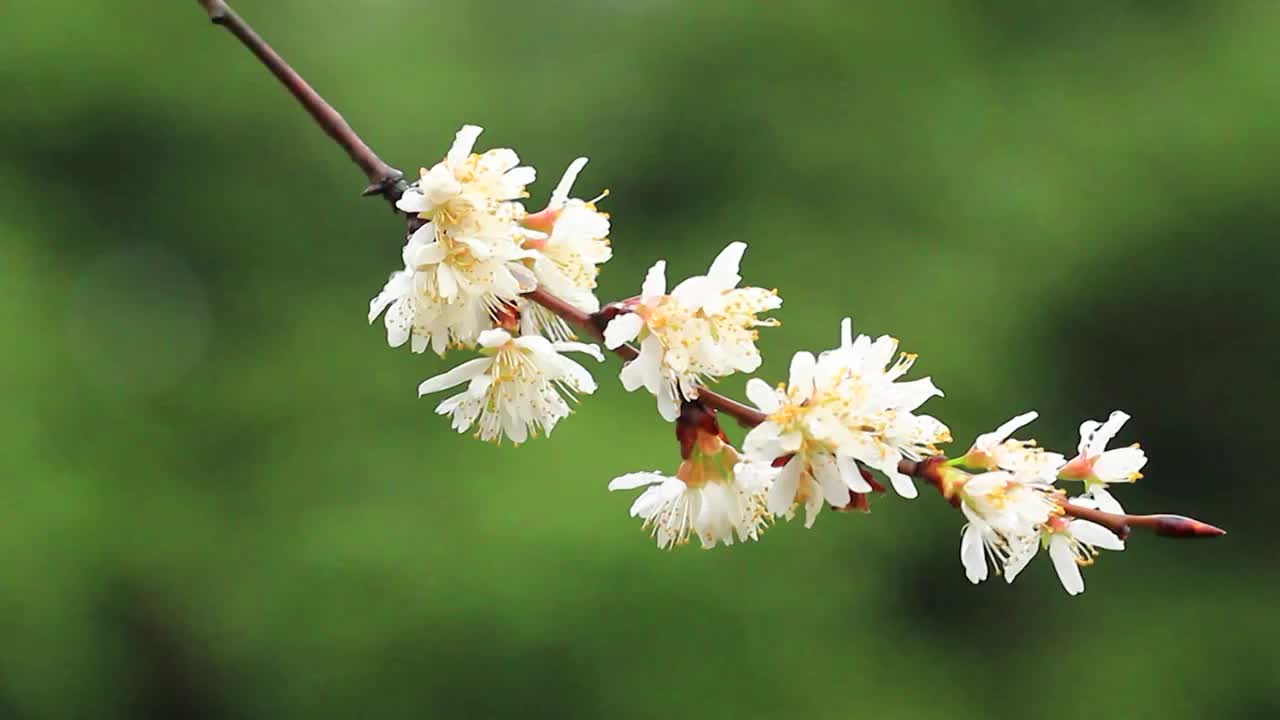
603,242 -> 780,421
417,328 -> 602,444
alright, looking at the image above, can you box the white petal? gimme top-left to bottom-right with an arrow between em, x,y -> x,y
787,352 -> 817,400
669,276 -> 718,310
745,378 -> 781,414
1003,536 -> 1038,584
1093,447 -> 1146,483
418,358 -> 492,396
448,124 -> 483,165
802,484 -> 824,529
1070,520 -> 1125,551
839,317 -> 854,349
608,471 -> 667,491
603,313 -> 644,349
619,335 -> 661,392
514,334 -> 553,357
504,409 -> 528,444
551,157 -> 589,207
836,454 -> 872,493
883,464 -> 918,499
641,261 -> 667,302
552,341 -> 604,362
1091,410 -> 1131,454
1049,536 -> 1085,595
477,328 -> 513,348
395,189 -> 426,214
743,422 -> 790,463
705,241 -> 745,290
1077,420 -> 1100,455
1088,487 -> 1125,515
961,525 -> 988,584
976,411 -> 1039,449
813,454 -> 848,506
503,166 -> 536,194
466,372 -> 493,399
435,263 -> 458,300
657,385 -> 680,422
890,377 -> 944,411
767,457 -> 801,516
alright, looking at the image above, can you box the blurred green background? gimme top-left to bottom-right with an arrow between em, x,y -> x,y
1,1 -> 1276,718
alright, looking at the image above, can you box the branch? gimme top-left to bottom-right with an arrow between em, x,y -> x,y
193,0 -> 1220,545
195,0 -> 406,203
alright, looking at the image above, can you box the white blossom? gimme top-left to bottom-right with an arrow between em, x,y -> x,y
1003,498 -> 1126,595
956,470 -> 1059,583
368,228 -> 505,354
962,411 -> 1066,482
1060,410 -> 1147,514
609,434 -> 769,549
521,158 -> 613,341
417,328 -> 602,444
370,125 -> 537,353
396,124 -> 535,243
735,319 -> 949,526
603,242 -> 780,421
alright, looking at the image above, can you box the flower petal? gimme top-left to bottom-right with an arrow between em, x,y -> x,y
603,313 -> 644,349
552,341 -> 604,362
1093,446 -> 1146,483
641,261 -> 667,302
1091,410 -> 1131,455
1049,536 -> 1085,595
705,241 -> 745,290
1088,486 -> 1125,515
768,457 -> 802,516
961,525 -> 988,584
448,124 -> 483,165
477,328 -> 513,348
551,157 -> 589,207
745,378 -> 781,414
975,411 -> 1039,450
813,454 -> 849,506
1070,520 -> 1125,551
608,471 -> 668,491
836,454 -> 872,493
418,358 -> 492,396
787,351 -> 817,400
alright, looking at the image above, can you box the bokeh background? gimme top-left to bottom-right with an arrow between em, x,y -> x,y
2,1 -> 1277,718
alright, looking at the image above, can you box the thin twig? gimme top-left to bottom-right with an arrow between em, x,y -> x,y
195,0 -> 406,203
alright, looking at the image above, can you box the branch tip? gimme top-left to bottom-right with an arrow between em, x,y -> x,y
197,0 -> 230,22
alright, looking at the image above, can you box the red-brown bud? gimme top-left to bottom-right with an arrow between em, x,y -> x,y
676,400 -> 726,460
1152,514 -> 1227,539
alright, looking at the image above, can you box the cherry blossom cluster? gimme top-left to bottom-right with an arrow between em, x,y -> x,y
369,126 -> 613,442
941,410 -> 1146,594
369,125 -> 783,443
192,3 -> 1223,602
363,123 -> 1214,595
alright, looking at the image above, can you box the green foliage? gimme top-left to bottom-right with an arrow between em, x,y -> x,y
1,1 -> 1276,717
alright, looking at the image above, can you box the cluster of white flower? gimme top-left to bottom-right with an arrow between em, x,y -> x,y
370,125 -> 782,445
603,242 -> 781,421
950,410 -> 1146,594
184,0 -> 1225,601
608,404 -> 770,549
610,317 -> 950,544
368,125 -> 1174,596
369,125 -> 615,443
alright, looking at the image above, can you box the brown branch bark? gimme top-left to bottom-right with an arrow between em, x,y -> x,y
196,0 -> 406,203
192,0 -> 1221,543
